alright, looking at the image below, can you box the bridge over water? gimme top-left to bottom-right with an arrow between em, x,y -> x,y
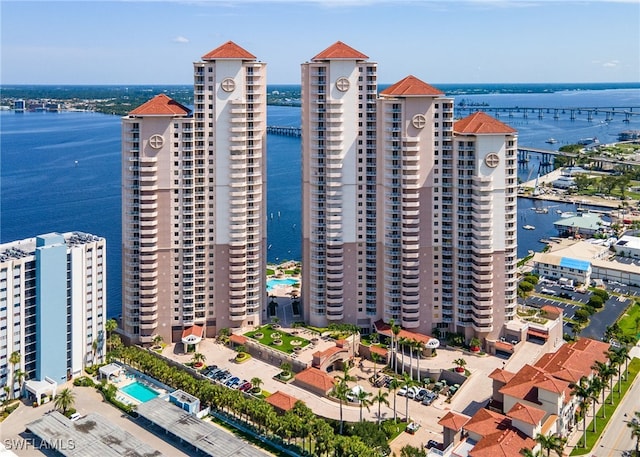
455,105 -> 639,122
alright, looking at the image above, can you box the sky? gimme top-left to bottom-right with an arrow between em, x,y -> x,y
1,0 -> 639,85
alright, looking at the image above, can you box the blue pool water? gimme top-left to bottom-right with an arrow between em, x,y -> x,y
266,277 -> 299,293
120,381 -> 159,403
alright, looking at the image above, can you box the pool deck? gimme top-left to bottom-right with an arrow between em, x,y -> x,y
266,262 -> 301,327
109,370 -> 169,405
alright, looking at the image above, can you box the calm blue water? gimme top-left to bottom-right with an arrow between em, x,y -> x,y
266,277 -> 300,293
1,86 -> 639,318
120,381 -> 159,403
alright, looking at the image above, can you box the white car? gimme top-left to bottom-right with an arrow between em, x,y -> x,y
397,386 -> 408,396
69,413 -> 82,422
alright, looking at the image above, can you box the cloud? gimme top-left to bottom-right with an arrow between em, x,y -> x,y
173,36 -> 190,44
602,60 -> 620,68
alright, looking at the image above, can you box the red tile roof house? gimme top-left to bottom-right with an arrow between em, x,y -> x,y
293,367 -> 336,397
439,338 -> 610,455
265,391 -> 300,414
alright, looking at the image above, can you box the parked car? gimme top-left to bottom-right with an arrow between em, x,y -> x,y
69,413 -> 82,422
421,391 -> 437,406
425,439 -> 439,449
406,386 -> 420,399
238,382 -> 252,392
397,386 -> 408,396
415,389 -> 429,402
225,376 -> 240,387
406,422 -> 420,434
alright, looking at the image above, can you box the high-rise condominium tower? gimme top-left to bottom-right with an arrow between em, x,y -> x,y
0,232 -> 106,402
121,41 -> 266,345
302,42 -> 517,340
301,42 -> 379,328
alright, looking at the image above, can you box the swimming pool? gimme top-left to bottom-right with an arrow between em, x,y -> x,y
266,277 -> 299,293
120,381 -> 159,403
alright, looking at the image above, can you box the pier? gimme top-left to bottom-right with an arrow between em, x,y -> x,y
266,126 -> 301,137
455,105 -> 639,123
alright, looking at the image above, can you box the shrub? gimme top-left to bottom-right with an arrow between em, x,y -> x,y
592,288 -> 609,301
519,281 -> 534,292
588,295 -> 604,309
574,309 -> 590,323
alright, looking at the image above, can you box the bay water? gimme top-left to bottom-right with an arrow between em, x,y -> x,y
1,85 -> 638,318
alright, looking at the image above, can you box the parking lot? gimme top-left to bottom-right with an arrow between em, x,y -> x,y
522,278 -> 634,340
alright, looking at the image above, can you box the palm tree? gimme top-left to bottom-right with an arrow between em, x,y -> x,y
373,389 -> 389,426
520,448 -> 543,457
616,344 -> 632,382
627,411 -> 640,457
589,376 -> 604,431
152,334 -> 163,347
453,358 -> 467,373
54,388 -> 76,415
388,377 -> 402,423
407,339 -> 417,379
371,352 -> 383,378
251,377 -> 263,394
13,369 -> 26,399
607,348 -> 624,395
391,320 -> 401,373
592,360 -> 616,410
356,388 -> 373,422
402,373 -> 418,421
191,352 -> 206,367
9,351 -> 21,399
331,380 -> 350,435
414,340 -> 425,383
535,433 -> 565,457
572,376 -> 596,448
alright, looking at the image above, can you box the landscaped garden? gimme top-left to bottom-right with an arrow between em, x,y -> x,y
245,325 -> 311,354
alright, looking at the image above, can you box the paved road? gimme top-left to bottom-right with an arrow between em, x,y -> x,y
589,344 -> 640,457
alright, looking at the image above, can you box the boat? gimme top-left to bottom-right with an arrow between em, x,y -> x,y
545,138 -> 558,144
534,208 -> 549,214
560,211 -> 576,218
523,225 -> 536,230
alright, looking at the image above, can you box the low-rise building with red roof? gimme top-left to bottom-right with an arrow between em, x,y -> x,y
293,367 -> 336,397
265,391 -> 300,414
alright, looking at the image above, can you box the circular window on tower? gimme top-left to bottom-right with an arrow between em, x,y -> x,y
336,77 -> 350,92
485,153 -> 500,168
221,77 -> 236,93
149,134 -> 164,149
412,114 -> 427,129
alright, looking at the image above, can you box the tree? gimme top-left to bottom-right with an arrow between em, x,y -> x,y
191,352 -> 206,367
469,337 -> 481,351
54,388 -> 76,415
592,360 -> 616,412
520,448 -> 543,457
414,340 -> 425,383
572,376 -> 596,448
332,380 -> 350,435
388,377 -> 402,423
402,373 -> 418,421
627,411 -> 640,457
251,377 -> 263,394
399,444 -> 427,457
373,389 -> 389,426
280,361 -> 292,377
105,318 -> 118,336
9,351 -> 20,399
453,358 -> 467,373
607,348 -> 625,395
356,388 -> 373,422
535,433 -> 566,457
391,321 -> 401,374
152,334 -> 164,347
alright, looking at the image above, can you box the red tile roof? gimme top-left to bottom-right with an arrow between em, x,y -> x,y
507,402 -> 546,425
369,345 -> 388,357
312,41 -> 368,60
129,94 -> 191,116
374,320 -> 436,345
438,411 -> 470,431
541,305 -> 563,317
464,409 -> 536,457
265,390 -> 299,412
454,112 -> 517,135
489,368 -> 515,384
469,428 -> 536,457
229,334 -> 248,345
295,367 -> 336,392
380,75 -> 443,97
202,41 -> 256,60
181,324 -> 203,339
499,364 -> 569,403
534,338 -> 609,384
313,345 -> 343,360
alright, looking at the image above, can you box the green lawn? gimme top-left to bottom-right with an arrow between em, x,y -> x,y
618,302 -> 640,343
570,357 -> 640,455
245,325 -> 310,354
